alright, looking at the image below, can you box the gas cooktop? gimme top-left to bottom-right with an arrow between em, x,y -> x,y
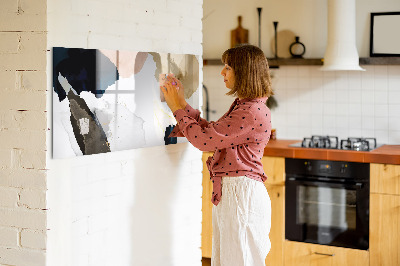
289,135 -> 383,151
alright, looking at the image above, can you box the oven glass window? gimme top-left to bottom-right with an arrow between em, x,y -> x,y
297,186 -> 356,230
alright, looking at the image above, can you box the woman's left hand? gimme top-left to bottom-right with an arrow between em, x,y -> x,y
161,77 -> 184,113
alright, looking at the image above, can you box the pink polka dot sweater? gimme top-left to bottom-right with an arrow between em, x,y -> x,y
170,97 -> 272,206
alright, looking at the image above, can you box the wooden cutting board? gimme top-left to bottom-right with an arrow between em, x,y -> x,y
231,16 -> 249,48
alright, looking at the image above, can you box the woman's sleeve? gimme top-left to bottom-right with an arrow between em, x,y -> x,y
168,103 -> 211,137
172,106 -> 257,152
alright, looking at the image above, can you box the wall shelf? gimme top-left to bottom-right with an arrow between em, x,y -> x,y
359,57 -> 400,65
203,58 -> 323,67
268,58 -> 323,67
203,57 -> 400,67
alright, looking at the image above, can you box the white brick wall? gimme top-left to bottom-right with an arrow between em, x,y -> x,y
46,1 -> 203,266
21,229 -> 47,250
2,0 -> 203,265
0,227 -> 19,247
0,0 -> 48,265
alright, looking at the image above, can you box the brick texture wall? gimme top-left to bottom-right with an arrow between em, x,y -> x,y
0,0 -> 48,265
1,0 -> 203,265
46,0 -> 203,266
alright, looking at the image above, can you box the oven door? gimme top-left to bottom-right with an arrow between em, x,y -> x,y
285,177 -> 369,250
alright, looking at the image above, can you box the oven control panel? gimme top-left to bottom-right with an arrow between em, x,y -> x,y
286,158 -> 369,180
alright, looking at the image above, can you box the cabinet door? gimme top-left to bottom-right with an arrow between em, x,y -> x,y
264,184 -> 284,266
202,152 -> 213,258
284,241 -> 369,266
261,156 -> 285,185
370,193 -> 400,266
370,163 -> 400,195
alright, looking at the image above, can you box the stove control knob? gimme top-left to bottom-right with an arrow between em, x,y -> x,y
304,161 -> 312,171
340,164 -> 347,174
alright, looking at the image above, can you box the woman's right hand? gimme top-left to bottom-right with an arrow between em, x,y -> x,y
168,75 -> 187,109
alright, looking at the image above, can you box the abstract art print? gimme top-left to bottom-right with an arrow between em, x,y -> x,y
52,47 -> 200,158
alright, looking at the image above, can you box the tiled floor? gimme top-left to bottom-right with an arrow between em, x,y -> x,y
202,257 -> 211,266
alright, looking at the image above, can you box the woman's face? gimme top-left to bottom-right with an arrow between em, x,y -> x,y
220,64 -> 235,89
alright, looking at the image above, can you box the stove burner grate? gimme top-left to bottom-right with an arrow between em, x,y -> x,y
340,137 -> 377,151
301,135 -> 339,149
298,136 -> 378,151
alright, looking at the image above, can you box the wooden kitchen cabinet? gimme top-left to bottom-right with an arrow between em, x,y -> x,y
261,156 -> 285,186
370,193 -> 400,266
262,156 -> 285,266
264,184 -> 285,266
370,163 -> 400,266
370,163 -> 400,195
284,241 -> 369,266
201,154 -> 286,265
202,152 -> 213,258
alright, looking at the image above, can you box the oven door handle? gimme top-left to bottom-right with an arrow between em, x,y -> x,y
287,177 -> 364,189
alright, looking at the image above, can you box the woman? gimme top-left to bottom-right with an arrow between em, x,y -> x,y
161,44 -> 273,266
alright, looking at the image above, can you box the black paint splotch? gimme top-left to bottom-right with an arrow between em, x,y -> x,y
67,90 -> 111,155
53,47 -> 118,101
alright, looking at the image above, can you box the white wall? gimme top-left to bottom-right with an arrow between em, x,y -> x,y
46,0 -> 203,266
203,0 -> 400,145
203,0 -> 400,58
271,65 -> 400,144
0,0 -> 48,265
204,65 -> 400,144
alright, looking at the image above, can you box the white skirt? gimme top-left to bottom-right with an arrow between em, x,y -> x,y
212,176 -> 271,266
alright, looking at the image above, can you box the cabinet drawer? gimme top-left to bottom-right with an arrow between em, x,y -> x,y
284,241 -> 369,266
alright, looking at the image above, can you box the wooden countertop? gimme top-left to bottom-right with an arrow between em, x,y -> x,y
263,139 -> 400,165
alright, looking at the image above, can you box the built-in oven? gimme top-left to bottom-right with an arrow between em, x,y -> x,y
285,158 -> 369,250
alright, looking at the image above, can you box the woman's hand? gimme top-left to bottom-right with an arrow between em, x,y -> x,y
161,76 -> 185,113
173,77 -> 187,108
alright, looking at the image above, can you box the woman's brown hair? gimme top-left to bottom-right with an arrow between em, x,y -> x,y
221,44 -> 273,99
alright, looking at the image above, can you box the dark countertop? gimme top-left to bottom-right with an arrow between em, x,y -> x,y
263,139 -> 400,165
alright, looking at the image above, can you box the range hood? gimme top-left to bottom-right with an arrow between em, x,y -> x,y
320,0 -> 365,71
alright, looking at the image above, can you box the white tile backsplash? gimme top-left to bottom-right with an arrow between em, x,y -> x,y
362,75 -> 375,88
374,65 -> 388,77
336,103 -> 349,116
388,75 -> 400,91
388,65 -> 400,76
362,116 -> 375,130
389,104 -> 400,117
375,117 -> 389,129
388,91 -> 400,104
374,90 -> 388,104
362,90 -> 375,103
375,104 -> 389,117
298,67 -> 311,78
389,117 -> 400,131
361,104 -> 375,117
389,131 -> 400,143
336,89 -> 349,101
336,115 -> 348,129
298,77 -> 311,89
375,130 -> 389,144
374,77 -> 388,91
204,65 -> 400,144
285,66 -> 298,77
323,103 -> 336,116
348,91 -> 361,104
286,77 -> 299,89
